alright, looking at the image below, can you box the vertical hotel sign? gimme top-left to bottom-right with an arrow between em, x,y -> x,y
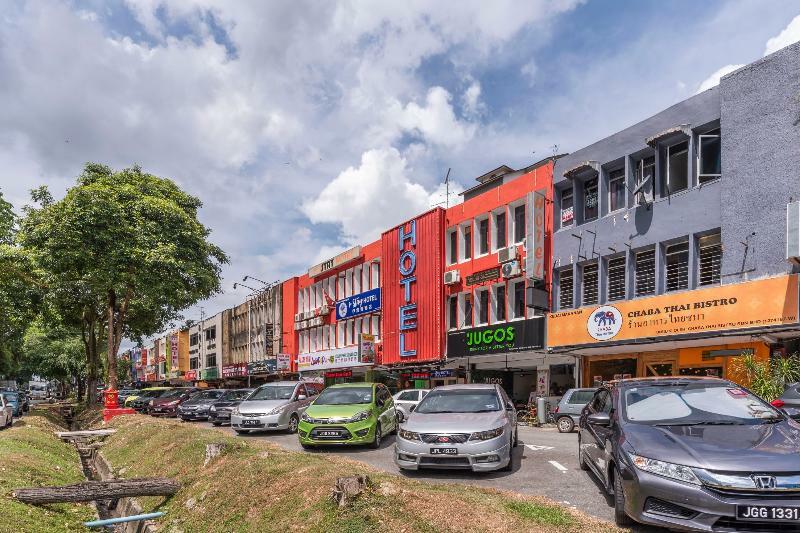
526,190 -> 546,281
398,220 -> 418,357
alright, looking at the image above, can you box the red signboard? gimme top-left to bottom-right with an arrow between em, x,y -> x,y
411,372 -> 430,380
325,369 -> 353,379
381,208 -> 445,364
222,363 -> 248,378
185,370 -> 197,381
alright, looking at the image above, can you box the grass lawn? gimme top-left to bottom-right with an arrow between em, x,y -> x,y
102,415 -> 622,533
0,413 -> 95,533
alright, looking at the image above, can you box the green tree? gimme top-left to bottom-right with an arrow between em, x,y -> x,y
20,163 -> 228,399
730,351 -> 800,401
22,318 -> 89,401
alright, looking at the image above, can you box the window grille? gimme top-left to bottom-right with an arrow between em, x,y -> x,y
698,233 -> 722,285
607,257 -> 626,301
583,263 -> 599,305
635,250 -> 656,296
559,270 -> 573,309
666,242 -> 689,292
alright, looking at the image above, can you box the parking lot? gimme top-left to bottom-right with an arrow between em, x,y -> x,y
197,421 -> 624,524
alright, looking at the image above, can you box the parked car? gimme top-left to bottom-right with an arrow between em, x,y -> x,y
578,376 -> 800,530
127,387 -> 170,411
0,394 -> 13,428
393,388 -> 430,422
178,389 -> 226,421
231,382 -> 315,434
149,387 -> 197,417
1,392 -> 24,418
209,388 -> 253,426
298,383 -> 397,449
116,389 -> 138,406
395,384 -> 518,472
773,382 -> 800,420
553,388 -> 597,433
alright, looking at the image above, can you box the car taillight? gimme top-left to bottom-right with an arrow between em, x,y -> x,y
554,406 -> 559,413
771,399 -> 785,408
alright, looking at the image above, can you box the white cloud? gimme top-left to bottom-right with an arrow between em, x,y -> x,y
695,63 -> 745,94
765,14 -> 800,56
391,87 -> 476,149
301,147 -> 436,245
462,81 -> 483,117
521,59 -> 537,85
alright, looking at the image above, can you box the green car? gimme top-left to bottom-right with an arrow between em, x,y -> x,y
298,383 -> 397,449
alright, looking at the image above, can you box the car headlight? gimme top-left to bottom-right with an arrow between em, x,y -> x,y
630,454 -> 700,485
268,404 -> 289,415
468,427 -> 504,441
210,405 -> 217,412
399,429 -> 421,441
346,410 -> 372,423
148,400 -> 154,406
231,407 -> 240,416
301,412 -> 313,422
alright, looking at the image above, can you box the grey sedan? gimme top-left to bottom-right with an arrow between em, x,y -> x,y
0,394 -> 13,429
395,384 -> 518,473
231,381 -> 315,434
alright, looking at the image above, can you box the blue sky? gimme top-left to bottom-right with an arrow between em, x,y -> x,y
1,0 -> 799,328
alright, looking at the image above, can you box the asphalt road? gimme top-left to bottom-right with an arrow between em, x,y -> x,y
194,419 -> 662,531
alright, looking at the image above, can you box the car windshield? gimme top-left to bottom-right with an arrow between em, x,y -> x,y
415,389 -> 501,414
314,387 -> 373,405
30,384 -> 46,391
247,386 -> 296,401
140,390 -> 163,398
191,390 -> 223,401
160,389 -> 187,399
622,383 -> 782,425
222,390 -> 251,401
3,392 -> 19,401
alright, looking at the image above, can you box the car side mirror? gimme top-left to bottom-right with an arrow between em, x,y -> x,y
506,401 -> 515,411
587,412 -> 611,426
297,394 -> 307,401
409,405 -> 415,412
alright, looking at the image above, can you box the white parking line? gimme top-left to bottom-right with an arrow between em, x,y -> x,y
549,460 -> 568,472
525,444 -> 554,451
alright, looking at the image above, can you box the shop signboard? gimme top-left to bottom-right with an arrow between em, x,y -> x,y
264,324 -> 274,356
325,369 -> 352,379
430,370 -> 454,378
276,353 -> 290,371
170,334 -> 179,371
359,333 -> 376,364
248,358 -> 277,375
298,346 -> 372,372
308,246 -> 362,277
185,370 -> 197,381
336,288 -> 381,320
200,367 -> 219,380
222,363 -> 248,378
447,318 -> 545,357
547,274 -> 800,347
526,190 -> 546,281
465,267 -> 501,286
411,371 -> 430,379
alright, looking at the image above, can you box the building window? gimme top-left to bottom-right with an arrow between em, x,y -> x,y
337,321 -> 345,346
609,169 -> 626,212
635,157 -> 655,205
582,263 -> 599,306
698,129 -> 721,184
511,280 -> 525,319
665,242 -> 689,292
447,229 -> 457,265
584,178 -> 598,221
206,353 -> 217,368
371,262 -> 380,290
559,269 -> 573,309
461,223 -> 472,261
189,333 -> 199,346
494,284 -> 506,322
494,210 -> 507,250
665,141 -> 689,194
448,296 -> 458,330
635,249 -> 656,297
607,257 -> 626,301
561,188 -> 574,226
190,358 -> 199,370
205,327 -> 216,341
462,293 -> 473,327
698,233 -> 722,286
513,203 -> 526,243
476,288 -> 489,325
477,217 -> 489,256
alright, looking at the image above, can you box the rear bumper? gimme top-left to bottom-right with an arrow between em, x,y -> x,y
394,436 -> 510,472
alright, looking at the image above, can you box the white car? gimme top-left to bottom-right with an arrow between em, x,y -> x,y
0,394 -> 13,429
393,389 -> 430,422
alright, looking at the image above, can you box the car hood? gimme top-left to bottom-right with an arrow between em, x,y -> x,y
305,404 -> 372,419
152,397 -> 182,405
238,399 -> 288,413
404,411 -> 507,433
624,419 -> 800,471
213,400 -> 242,409
182,398 -> 216,407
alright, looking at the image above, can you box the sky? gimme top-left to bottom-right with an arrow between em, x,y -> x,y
1,0 -> 799,337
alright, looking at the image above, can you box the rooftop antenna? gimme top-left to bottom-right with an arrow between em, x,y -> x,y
444,167 -> 451,208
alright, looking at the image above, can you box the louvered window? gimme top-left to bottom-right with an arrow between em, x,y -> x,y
607,257 -> 626,301
635,250 -> 655,296
583,263 -> 599,306
666,242 -> 689,292
698,233 -> 722,286
559,270 -> 573,309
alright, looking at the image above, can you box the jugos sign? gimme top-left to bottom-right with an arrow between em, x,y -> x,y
447,318 -> 545,357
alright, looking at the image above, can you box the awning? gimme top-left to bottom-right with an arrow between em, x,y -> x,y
563,161 -> 599,179
645,124 -> 691,147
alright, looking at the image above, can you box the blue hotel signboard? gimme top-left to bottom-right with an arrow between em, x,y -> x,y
336,287 -> 381,320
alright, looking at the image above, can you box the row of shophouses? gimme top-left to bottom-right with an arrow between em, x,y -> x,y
125,43 -> 800,404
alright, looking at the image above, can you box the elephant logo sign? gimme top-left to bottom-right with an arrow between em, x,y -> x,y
586,305 -> 623,340
338,302 -> 348,318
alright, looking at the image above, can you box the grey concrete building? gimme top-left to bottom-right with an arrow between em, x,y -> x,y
547,42 -> 800,385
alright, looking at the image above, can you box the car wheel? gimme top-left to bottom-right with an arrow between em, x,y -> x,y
234,429 -> 250,435
499,435 -> 514,471
372,423 -> 382,449
557,417 -> 575,433
396,410 -> 405,423
288,414 -> 299,434
212,422 -> 221,427
613,468 -> 633,527
300,442 -> 314,450
513,426 -> 519,447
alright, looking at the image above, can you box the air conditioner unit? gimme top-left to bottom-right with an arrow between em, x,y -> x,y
788,201 -> 800,264
501,260 -> 521,278
498,246 -> 517,263
443,270 -> 460,285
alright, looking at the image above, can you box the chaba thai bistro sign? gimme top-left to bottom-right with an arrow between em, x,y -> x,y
447,318 -> 545,357
336,288 -> 381,320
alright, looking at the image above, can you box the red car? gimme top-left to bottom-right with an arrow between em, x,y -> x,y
148,388 -> 198,417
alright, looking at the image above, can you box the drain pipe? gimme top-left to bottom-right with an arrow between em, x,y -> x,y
84,512 -> 165,529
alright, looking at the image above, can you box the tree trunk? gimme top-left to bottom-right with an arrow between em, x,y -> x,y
13,478 -> 179,504
83,314 -> 100,406
107,289 -> 117,391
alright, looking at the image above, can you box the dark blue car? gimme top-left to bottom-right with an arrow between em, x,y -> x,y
3,392 -> 23,417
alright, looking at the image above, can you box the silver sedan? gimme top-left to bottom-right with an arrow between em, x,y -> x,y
0,394 -> 13,429
394,384 -> 518,473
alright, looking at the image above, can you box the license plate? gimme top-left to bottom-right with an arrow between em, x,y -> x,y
318,430 -> 341,437
242,419 -> 262,427
430,447 -> 458,455
737,505 -> 800,522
